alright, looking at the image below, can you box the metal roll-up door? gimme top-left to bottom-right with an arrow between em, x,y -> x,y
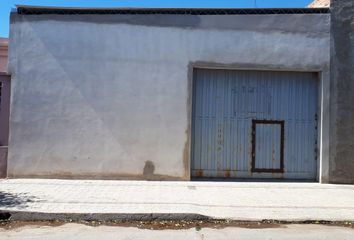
191,69 -> 318,180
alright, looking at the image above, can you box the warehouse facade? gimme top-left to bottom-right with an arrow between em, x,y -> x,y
7,6 -> 335,182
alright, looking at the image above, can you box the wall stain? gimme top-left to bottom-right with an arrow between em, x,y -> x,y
7,171 -> 183,181
143,160 -> 155,176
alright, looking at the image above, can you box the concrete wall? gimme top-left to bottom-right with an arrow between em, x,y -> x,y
329,0 -> 354,184
8,13 -> 331,180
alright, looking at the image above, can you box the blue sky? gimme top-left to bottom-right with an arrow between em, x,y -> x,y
0,0 -> 314,37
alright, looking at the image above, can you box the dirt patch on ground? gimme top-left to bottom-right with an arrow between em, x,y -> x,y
0,220 -> 65,230
0,219 -> 353,231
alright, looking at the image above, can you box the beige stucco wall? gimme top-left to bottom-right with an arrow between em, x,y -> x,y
0,38 -> 8,73
308,0 -> 330,8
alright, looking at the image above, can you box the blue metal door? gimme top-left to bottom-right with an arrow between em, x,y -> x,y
191,69 -> 318,180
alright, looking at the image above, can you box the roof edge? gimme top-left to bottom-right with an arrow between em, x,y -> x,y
15,5 -> 330,15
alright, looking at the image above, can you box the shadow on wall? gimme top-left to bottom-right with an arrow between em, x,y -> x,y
0,191 -> 36,209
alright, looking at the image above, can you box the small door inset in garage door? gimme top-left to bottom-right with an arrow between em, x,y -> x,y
252,120 -> 284,173
191,69 -> 318,180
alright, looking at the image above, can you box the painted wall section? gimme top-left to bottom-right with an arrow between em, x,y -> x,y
329,0 -> 354,184
0,38 -> 9,178
0,75 -> 10,178
0,38 -> 8,73
8,13 -> 330,180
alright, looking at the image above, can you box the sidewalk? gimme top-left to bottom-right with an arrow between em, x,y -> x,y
0,179 -> 354,221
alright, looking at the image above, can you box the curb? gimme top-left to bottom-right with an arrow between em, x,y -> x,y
1,211 -> 211,221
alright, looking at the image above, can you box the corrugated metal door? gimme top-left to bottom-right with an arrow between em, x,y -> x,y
191,69 -> 318,180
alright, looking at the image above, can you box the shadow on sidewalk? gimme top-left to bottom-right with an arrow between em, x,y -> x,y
0,191 -> 36,209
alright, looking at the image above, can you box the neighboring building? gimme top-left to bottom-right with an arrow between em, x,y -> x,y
7,4 -> 352,184
0,37 -> 10,178
0,38 -> 8,73
308,0 -> 330,8
329,0 -> 354,183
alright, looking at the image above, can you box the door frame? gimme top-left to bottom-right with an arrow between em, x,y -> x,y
251,119 -> 285,173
